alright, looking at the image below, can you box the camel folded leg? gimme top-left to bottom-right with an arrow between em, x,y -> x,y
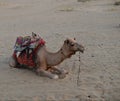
48,66 -> 68,79
50,66 -> 68,74
9,56 -> 17,68
36,69 -> 59,79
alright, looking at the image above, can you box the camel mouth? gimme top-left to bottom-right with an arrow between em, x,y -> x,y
78,45 -> 84,53
80,49 -> 84,53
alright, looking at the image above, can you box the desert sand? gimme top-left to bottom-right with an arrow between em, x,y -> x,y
0,0 -> 120,100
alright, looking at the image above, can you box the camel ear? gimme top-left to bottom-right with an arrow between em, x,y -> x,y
64,39 -> 69,44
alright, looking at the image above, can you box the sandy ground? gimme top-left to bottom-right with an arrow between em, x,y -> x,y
0,0 -> 120,100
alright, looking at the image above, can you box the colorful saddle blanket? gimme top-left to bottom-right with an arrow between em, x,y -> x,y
13,34 -> 45,67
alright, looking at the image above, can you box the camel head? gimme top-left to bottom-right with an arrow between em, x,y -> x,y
61,38 -> 84,58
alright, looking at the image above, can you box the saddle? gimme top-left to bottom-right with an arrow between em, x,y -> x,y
13,33 -> 45,67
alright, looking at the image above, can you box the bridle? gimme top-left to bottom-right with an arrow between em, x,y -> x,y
60,48 -> 76,59
60,48 -> 67,58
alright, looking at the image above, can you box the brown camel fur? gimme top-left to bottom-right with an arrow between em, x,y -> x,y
9,38 -> 84,79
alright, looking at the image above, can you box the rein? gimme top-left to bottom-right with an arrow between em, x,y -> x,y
60,48 -> 67,58
61,48 -> 76,59
77,51 -> 81,86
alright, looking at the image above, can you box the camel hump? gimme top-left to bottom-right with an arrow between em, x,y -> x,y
14,33 -> 45,52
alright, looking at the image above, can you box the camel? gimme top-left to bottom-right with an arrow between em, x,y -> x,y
9,38 -> 84,79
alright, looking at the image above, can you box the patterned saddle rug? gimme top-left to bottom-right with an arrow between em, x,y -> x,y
13,33 -> 45,67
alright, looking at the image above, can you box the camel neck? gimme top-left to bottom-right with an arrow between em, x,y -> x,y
45,47 -> 66,67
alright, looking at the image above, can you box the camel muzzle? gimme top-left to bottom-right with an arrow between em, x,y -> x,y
78,44 -> 84,53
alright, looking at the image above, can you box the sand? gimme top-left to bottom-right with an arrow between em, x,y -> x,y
0,0 -> 120,100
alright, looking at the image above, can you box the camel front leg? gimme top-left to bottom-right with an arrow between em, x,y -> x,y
36,68 -> 59,79
35,54 -> 59,79
50,66 -> 68,74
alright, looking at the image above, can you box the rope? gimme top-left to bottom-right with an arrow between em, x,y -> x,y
77,51 -> 81,86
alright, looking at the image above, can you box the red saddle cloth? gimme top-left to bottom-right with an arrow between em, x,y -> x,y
13,39 -> 45,67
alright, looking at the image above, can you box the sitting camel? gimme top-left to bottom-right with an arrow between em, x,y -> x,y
9,38 -> 84,79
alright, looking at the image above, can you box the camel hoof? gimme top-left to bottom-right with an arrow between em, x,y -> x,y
61,69 -> 69,74
51,75 -> 59,79
59,73 -> 66,79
